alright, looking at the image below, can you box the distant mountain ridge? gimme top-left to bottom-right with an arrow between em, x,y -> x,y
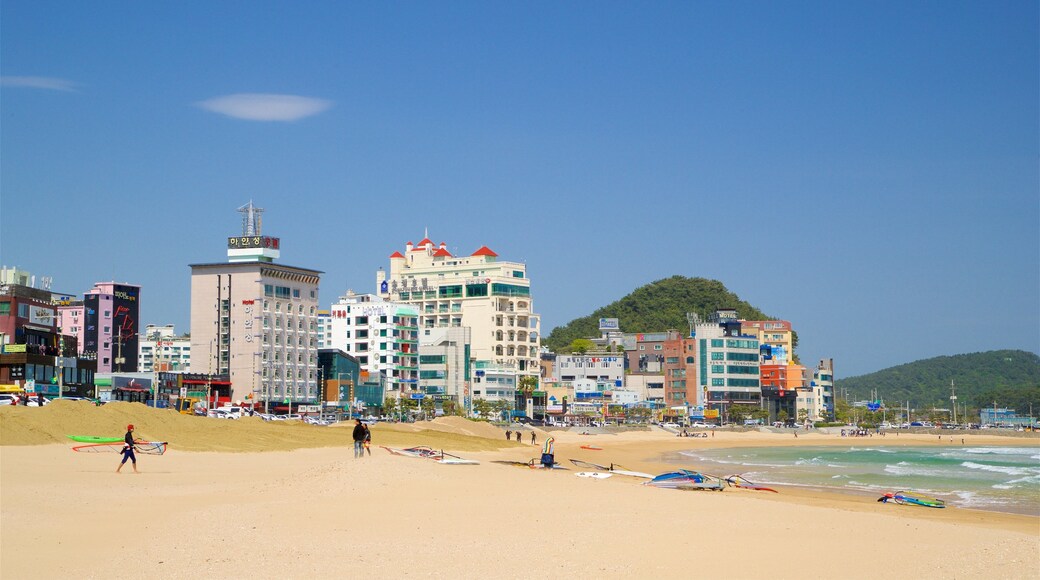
544,275 -> 779,352
835,350 -> 1040,409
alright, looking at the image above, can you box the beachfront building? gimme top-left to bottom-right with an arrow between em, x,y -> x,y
740,320 -> 795,363
760,362 -> 806,422
661,330 -> 699,410
811,359 -> 836,420
315,309 -> 331,349
694,309 -> 761,422
138,324 -> 192,373
327,291 -> 420,396
78,282 -> 142,374
554,353 -> 624,389
190,202 -> 322,406
0,282 -> 97,398
622,331 -> 669,374
376,237 -> 541,380
625,374 -> 665,405
418,326 -> 471,410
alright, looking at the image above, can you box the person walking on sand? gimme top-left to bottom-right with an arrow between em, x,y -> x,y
363,423 -> 373,456
116,424 -> 138,474
516,430 -> 522,442
506,429 -> 512,441
352,419 -> 366,458
531,431 -> 536,445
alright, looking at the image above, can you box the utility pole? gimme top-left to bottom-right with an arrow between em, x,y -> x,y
950,379 -> 957,424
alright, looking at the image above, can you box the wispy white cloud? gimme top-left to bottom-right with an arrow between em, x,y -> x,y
195,93 -> 333,121
1,76 -> 79,92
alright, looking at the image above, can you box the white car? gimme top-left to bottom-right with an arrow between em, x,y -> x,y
0,394 -> 20,406
689,422 -> 710,428
212,406 -> 245,419
660,422 -> 681,429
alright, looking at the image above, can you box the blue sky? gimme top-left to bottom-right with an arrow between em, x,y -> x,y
2,1 -> 1037,377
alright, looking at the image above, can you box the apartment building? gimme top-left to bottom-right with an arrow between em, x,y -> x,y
138,324 -> 192,373
418,326 -> 471,408
190,203 -> 321,404
376,237 -> 540,376
694,309 -> 761,420
327,291 -> 419,395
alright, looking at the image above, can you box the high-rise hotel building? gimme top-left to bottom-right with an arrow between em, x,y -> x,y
190,203 -> 322,404
328,291 -> 420,394
376,237 -> 540,377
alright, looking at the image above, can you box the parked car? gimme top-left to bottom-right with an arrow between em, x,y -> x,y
0,394 -> 20,406
660,422 -> 681,429
212,406 -> 245,419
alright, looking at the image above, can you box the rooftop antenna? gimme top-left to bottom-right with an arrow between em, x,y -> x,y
686,312 -> 700,336
238,200 -> 264,236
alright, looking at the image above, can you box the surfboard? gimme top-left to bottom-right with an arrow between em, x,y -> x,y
66,435 -> 124,443
580,445 -> 603,450
576,472 -> 613,479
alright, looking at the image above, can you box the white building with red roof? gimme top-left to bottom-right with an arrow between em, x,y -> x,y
376,237 -> 541,402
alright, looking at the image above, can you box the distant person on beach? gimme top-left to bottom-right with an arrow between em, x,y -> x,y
117,424 -> 138,474
352,419 -> 366,458
516,431 -> 521,442
541,437 -> 555,469
506,430 -> 512,441
531,431 -> 536,445
363,424 -> 372,456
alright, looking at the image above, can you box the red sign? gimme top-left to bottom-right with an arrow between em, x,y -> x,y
242,300 -> 255,305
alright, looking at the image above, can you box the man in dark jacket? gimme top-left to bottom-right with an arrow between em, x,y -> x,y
117,424 -> 138,473
352,419 -> 366,459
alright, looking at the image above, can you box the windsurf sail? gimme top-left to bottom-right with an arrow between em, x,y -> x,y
645,470 -> 725,490
71,441 -> 168,455
569,459 -> 609,471
381,446 -> 478,464
878,491 -> 945,508
725,474 -> 779,493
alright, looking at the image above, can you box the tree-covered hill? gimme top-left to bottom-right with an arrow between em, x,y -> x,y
543,276 -> 779,352
835,350 -> 1040,410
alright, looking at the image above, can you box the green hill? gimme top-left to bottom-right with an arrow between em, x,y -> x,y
544,275 -> 781,352
835,350 -> 1040,411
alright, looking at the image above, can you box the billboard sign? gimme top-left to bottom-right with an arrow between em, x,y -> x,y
599,318 -> 619,331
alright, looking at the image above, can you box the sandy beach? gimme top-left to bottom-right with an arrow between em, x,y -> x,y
2,401 -> 1038,579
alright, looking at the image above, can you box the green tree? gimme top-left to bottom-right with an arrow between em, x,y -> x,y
399,396 -> 417,419
568,339 -> 594,354
472,398 -> 492,419
518,376 -> 539,395
727,405 -> 750,424
777,410 -> 789,423
627,406 -> 651,423
834,399 -> 852,424
421,396 -> 435,420
382,396 -> 398,418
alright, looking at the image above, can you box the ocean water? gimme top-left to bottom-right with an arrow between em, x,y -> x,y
670,446 -> 1040,515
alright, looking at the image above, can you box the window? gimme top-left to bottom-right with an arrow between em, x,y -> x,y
465,283 -> 488,297
490,283 -> 529,297
0,302 -> 10,316
653,345 -> 662,351
292,289 -> 300,298
711,339 -> 723,348
438,285 -> 463,298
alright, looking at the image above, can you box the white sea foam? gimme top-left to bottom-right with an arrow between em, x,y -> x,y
960,461 -> 1034,476
962,447 -> 1034,456
883,463 -> 950,477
